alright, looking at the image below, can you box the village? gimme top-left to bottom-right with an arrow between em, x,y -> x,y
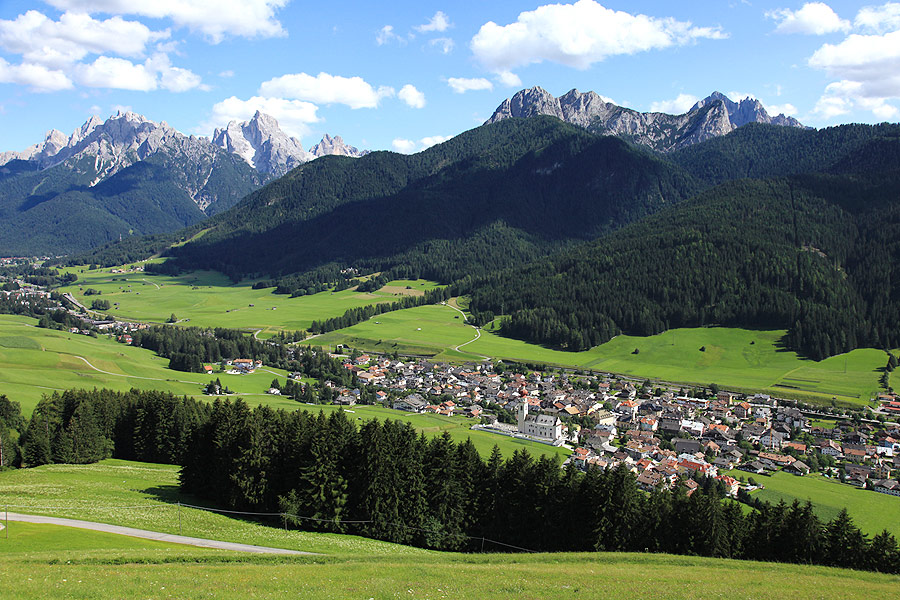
325,351 -> 900,500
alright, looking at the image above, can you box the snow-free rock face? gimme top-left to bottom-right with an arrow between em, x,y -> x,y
488,87 -> 808,152
308,133 -> 367,158
212,111 -> 311,176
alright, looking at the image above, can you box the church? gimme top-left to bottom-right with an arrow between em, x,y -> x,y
517,401 -> 564,443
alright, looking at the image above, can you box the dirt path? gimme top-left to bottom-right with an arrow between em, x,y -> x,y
4,512 -> 312,555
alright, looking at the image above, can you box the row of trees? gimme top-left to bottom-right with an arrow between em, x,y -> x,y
308,286 -> 451,334
179,399 -> 900,572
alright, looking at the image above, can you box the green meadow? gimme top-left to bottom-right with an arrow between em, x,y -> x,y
57,265 -> 440,334
726,469 -> 900,538
1,460 -> 897,599
304,304 -> 885,406
0,314 -> 301,415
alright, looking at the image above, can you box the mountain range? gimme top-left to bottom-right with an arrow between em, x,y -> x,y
488,88 -> 806,152
0,111 -> 366,255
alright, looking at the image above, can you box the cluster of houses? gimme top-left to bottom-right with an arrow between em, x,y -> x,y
335,354 -> 900,497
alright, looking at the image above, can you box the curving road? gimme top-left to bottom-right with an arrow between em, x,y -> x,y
3,512 -> 312,555
72,355 -> 203,386
444,302 -> 489,360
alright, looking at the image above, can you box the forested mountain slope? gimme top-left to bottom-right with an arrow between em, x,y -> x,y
159,117 -> 699,284
465,165 -> 900,359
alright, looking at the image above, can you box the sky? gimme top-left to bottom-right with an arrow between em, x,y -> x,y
1,1 -> 899,154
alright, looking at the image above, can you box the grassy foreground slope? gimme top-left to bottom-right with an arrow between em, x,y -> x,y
305,303 -> 884,406
0,461 -> 897,599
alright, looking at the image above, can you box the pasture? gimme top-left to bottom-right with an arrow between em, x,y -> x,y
57,265 -> 439,335
304,304 -> 885,406
0,314 -> 300,415
726,469 -> 900,537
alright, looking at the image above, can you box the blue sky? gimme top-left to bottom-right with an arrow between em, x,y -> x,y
1,1 -> 899,153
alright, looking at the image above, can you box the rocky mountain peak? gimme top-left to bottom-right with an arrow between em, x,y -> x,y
488,87 -> 808,152
309,133 -> 367,158
212,111 -> 310,176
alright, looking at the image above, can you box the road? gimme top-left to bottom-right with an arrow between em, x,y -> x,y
3,512 -> 312,555
444,302 -> 489,360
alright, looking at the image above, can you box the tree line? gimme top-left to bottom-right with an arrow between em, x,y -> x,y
3,389 -> 897,573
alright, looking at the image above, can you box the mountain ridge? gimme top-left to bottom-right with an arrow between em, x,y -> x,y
487,87 -> 807,152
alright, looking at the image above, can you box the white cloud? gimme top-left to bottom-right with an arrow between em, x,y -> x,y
0,56 -> 72,91
219,70 -> 235,78
392,135 -> 450,153
420,135 -> 451,149
398,84 -> 425,108
447,77 -> 493,93
765,102 -> 798,116
391,138 -> 417,153
470,0 -> 726,78
74,56 -> 158,91
146,53 -> 206,92
0,10 -> 169,68
45,0 -> 289,43
809,30 -> 900,102
855,2 -> 900,34
204,95 -> 320,139
260,72 -> 393,109
766,2 -> 850,35
415,11 -> 451,33
430,37 -> 455,54
649,93 -> 699,114
376,24 -> 405,46
495,71 -> 522,87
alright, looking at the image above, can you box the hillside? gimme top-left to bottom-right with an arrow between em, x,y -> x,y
467,171 -> 900,360
156,116 -> 699,285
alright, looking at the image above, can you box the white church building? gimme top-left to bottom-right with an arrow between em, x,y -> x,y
517,401 -> 564,443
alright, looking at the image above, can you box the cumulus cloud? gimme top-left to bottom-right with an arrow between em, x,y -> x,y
204,95 -> 320,139
766,2 -> 850,35
74,56 -> 158,91
470,0 -> 725,79
808,29 -> 900,119
0,10 -> 169,68
430,37 -> 455,54
855,2 -> 900,34
146,53 -> 207,92
495,71 -> 522,87
0,56 -> 72,91
766,102 -> 798,116
45,0 -> 289,43
259,72 -> 394,109
398,84 -> 425,108
392,135 -> 451,154
649,93 -> 699,114
415,11 -> 451,33
447,77 -> 493,93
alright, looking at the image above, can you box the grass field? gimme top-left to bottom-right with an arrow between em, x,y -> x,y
1,460 -> 897,599
726,469 -> 900,537
304,304 -> 885,406
57,265 -> 440,335
0,314 -> 302,415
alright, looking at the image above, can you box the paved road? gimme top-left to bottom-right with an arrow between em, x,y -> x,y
444,302 -> 490,359
4,512 -> 312,555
